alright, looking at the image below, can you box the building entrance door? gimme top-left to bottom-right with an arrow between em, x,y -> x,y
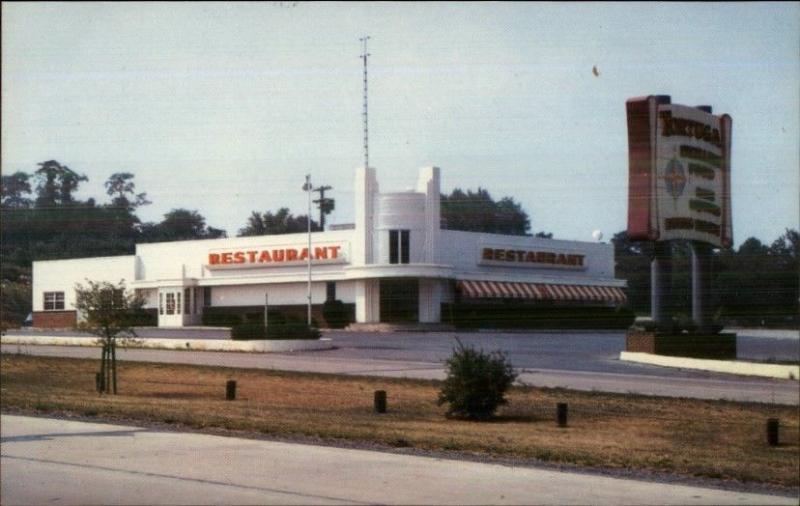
157,288 -> 183,327
379,279 -> 419,323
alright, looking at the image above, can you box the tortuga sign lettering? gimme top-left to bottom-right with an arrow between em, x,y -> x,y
626,95 -> 733,248
207,243 -> 348,269
479,247 -> 586,270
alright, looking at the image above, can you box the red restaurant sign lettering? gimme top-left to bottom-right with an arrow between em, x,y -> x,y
208,245 -> 345,268
479,247 -> 585,269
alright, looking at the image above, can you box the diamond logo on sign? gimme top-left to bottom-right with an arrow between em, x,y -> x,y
663,158 -> 687,199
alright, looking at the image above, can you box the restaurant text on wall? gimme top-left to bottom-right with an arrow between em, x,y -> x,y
207,243 -> 348,269
479,247 -> 586,270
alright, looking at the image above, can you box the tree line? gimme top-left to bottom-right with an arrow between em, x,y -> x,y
613,229 -> 799,327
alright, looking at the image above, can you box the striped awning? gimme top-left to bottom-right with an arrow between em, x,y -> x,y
457,280 -> 626,303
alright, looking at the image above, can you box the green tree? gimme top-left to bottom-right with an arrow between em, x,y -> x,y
611,230 -> 652,315
1,172 -> 35,282
102,173 -> 150,249
34,160 -> 87,208
74,280 -> 143,394
440,188 -> 530,236
1,171 -> 33,208
105,172 -> 151,210
238,207 -> 320,236
141,209 -> 226,242
0,280 -> 31,329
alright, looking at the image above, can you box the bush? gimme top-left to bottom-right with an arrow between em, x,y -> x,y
122,309 -> 157,327
437,339 -> 518,420
202,313 -> 242,327
322,299 -> 352,328
231,322 -> 321,340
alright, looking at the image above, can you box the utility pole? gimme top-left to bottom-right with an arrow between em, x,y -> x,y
302,175 -> 313,327
312,185 -> 334,231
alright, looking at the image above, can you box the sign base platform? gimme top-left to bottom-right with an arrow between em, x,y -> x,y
626,330 -> 737,360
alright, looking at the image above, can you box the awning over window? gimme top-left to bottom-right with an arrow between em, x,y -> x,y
457,280 -> 626,303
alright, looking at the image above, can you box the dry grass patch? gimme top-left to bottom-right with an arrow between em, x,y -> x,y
2,354 -> 798,487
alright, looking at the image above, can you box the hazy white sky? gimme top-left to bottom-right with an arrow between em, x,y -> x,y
3,2 -> 798,245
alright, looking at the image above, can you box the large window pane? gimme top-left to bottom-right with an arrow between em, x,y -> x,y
389,230 -> 399,264
400,230 -> 410,264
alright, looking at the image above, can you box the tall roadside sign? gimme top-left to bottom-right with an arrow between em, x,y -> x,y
625,95 -> 736,358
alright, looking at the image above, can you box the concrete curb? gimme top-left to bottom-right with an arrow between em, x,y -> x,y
620,351 -> 799,381
1,335 -> 334,353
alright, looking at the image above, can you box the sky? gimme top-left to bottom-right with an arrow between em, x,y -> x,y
2,2 -> 798,246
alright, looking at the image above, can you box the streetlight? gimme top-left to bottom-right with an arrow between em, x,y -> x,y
302,175 -> 313,326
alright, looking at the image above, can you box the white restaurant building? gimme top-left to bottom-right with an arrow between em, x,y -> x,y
32,167 -> 626,329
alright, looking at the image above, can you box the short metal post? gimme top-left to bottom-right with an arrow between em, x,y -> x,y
226,380 -> 237,401
374,390 -> 387,413
556,403 -> 568,427
767,418 -> 779,446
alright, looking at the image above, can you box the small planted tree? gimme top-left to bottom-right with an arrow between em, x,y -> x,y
437,339 -> 518,420
74,280 -> 143,394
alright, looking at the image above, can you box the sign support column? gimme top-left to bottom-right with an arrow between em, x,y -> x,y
650,241 -> 672,328
690,241 -> 713,331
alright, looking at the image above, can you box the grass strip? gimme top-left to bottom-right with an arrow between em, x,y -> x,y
2,354 -> 798,487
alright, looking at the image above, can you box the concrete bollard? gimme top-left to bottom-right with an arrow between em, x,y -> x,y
556,402 -> 568,427
374,390 -> 387,413
226,380 -> 237,401
767,418 -> 779,446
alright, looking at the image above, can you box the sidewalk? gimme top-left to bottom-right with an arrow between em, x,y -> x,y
2,415 -> 795,505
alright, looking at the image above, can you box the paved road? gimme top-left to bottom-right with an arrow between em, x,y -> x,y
3,343 -> 798,405
1,415 -> 795,505
317,330 -> 800,375
8,328 -> 798,372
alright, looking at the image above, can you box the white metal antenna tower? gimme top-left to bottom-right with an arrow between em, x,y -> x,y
360,35 -> 370,169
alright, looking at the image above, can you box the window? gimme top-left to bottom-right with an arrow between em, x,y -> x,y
390,230 -> 399,264
203,287 -> 212,307
43,291 -> 65,311
184,288 -> 191,315
159,293 -> 164,315
400,230 -> 410,264
111,289 -> 124,309
193,288 -> 199,314
326,282 -> 336,302
176,292 -> 182,315
166,293 -> 175,315
389,229 -> 410,265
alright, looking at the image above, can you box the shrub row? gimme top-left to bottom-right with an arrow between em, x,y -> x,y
445,304 -> 636,330
202,300 -> 352,329
231,322 -> 321,341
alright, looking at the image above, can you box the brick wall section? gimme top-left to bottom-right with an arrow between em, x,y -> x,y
626,331 -> 737,359
33,311 -> 77,328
